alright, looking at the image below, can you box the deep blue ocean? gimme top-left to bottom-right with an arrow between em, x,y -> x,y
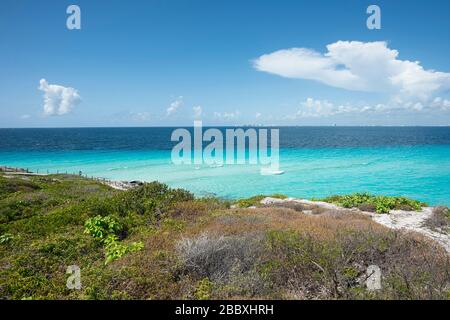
1,127 -> 449,205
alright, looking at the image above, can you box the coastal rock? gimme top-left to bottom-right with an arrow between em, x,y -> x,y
369,207 -> 450,252
260,197 -> 285,205
105,180 -> 142,190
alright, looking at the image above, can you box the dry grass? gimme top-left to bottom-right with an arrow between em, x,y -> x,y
423,206 -> 450,234
186,207 -> 381,242
48,205 -> 450,300
172,207 -> 449,300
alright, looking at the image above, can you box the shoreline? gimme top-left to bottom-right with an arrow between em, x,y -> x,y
0,165 -> 141,190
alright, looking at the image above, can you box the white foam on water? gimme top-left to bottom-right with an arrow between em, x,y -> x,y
260,168 -> 285,175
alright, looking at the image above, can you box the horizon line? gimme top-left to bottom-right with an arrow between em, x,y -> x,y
1,125 -> 450,129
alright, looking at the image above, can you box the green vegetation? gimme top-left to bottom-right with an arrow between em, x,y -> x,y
0,174 -> 197,299
0,173 -> 448,300
84,215 -> 144,264
194,278 -> 213,300
0,233 -> 13,244
317,192 -> 426,213
235,194 -> 287,208
84,215 -> 122,242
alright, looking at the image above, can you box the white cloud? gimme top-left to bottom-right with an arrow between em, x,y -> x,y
193,105 -> 202,118
20,114 -> 31,119
293,96 -> 450,119
430,97 -> 450,110
213,110 -> 241,120
254,41 -> 450,100
130,112 -> 151,122
166,96 -> 183,116
255,112 -> 262,119
295,98 -> 359,118
38,79 -> 81,115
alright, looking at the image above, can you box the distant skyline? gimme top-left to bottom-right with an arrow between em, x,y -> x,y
1,0 -> 450,127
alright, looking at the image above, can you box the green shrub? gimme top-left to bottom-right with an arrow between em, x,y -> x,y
104,237 -> 144,264
318,193 -> 425,213
0,176 -> 41,196
194,278 -> 213,300
236,194 -> 287,208
84,215 -> 143,264
270,194 -> 288,200
111,182 -> 194,219
84,215 -> 122,242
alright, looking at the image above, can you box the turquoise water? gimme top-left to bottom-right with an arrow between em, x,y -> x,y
1,145 -> 449,206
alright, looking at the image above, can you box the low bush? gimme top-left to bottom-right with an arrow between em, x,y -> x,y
194,278 -> 213,300
110,182 -> 194,220
424,206 -> 449,233
262,228 -> 449,299
176,232 -> 264,282
0,176 -> 41,196
319,193 -> 425,213
168,201 -> 209,219
176,232 -> 269,298
84,215 -> 143,264
84,215 -> 123,242
265,201 -> 324,213
104,237 -> 144,264
235,194 -> 287,208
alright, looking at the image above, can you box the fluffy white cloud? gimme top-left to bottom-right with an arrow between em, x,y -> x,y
295,98 -> 359,118
430,97 -> 450,110
38,79 -> 81,115
167,96 -> 183,116
193,105 -> 203,118
254,41 -> 450,100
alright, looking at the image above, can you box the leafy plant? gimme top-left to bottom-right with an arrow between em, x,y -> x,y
194,278 -> 213,300
84,215 -> 122,242
84,215 -> 143,264
0,233 -> 13,245
318,193 -> 425,213
113,182 -> 194,216
104,236 -> 144,264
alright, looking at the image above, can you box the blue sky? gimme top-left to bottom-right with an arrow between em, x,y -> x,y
1,0 -> 450,127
